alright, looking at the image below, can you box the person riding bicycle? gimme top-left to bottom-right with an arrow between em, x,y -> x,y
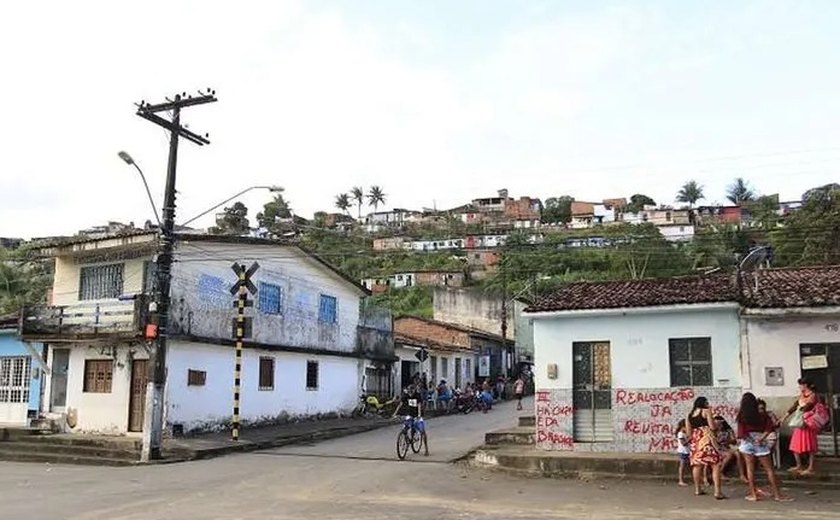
393,385 -> 429,456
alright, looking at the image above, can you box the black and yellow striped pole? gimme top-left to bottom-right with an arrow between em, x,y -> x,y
230,262 -> 259,442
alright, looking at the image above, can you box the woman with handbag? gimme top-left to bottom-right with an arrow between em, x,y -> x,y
782,378 -> 819,475
685,396 -> 725,499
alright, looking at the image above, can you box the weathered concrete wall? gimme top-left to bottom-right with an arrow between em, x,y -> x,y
169,241 -> 363,353
513,300 -> 533,360
166,340 -> 359,433
43,343 -> 148,434
433,288 -> 512,338
743,313 -> 840,416
535,386 -> 742,453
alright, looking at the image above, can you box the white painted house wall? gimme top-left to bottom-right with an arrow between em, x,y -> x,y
166,341 -> 360,432
531,304 -> 743,453
43,343 -> 149,434
742,311 -> 840,411
533,305 -> 742,391
171,241 -> 363,353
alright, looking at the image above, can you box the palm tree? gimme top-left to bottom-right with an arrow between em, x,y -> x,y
726,177 -> 755,205
367,186 -> 386,213
350,186 -> 365,219
676,180 -> 704,208
335,193 -> 351,216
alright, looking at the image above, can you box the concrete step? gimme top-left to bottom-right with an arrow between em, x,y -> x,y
518,416 -> 535,428
11,435 -> 142,450
0,447 -> 137,467
471,447 -> 840,488
485,427 -> 535,446
0,441 -> 140,461
0,427 -> 54,441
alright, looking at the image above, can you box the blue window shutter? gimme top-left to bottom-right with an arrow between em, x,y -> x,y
318,295 -> 337,323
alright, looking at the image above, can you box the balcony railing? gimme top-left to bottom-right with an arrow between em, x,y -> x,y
20,296 -> 149,340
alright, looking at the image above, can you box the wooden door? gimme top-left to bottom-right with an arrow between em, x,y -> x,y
128,359 -> 148,432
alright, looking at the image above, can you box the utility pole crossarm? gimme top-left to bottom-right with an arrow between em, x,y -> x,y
138,93 -> 217,114
136,111 -> 211,146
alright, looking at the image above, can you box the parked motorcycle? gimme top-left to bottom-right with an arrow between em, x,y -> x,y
353,393 -> 400,418
455,389 -> 477,414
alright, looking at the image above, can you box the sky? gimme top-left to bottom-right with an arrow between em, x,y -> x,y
2,0 -> 840,239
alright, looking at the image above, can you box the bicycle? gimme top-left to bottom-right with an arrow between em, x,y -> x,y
396,416 -> 426,460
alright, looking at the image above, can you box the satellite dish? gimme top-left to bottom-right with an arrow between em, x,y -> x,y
739,246 -> 769,271
739,246 -> 770,290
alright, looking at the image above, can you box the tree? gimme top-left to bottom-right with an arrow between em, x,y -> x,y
542,196 -> 575,224
350,186 -> 365,219
676,180 -> 704,208
747,194 -> 780,230
626,194 -> 656,213
256,193 -> 292,230
0,246 -> 52,315
726,177 -> 755,205
335,193 -> 351,215
803,183 -> 840,204
367,186 -> 386,212
212,201 -> 250,235
772,184 -> 840,265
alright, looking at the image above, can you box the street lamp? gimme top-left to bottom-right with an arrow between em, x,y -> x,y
180,185 -> 284,228
118,151 -> 162,226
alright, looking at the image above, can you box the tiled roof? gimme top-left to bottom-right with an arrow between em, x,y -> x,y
742,266 -> 840,308
526,266 -> 840,313
394,315 -> 513,344
525,274 -> 737,312
394,333 -> 469,353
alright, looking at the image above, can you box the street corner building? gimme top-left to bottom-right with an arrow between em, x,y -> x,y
18,231 -> 395,436
525,266 -> 840,456
0,314 -> 44,426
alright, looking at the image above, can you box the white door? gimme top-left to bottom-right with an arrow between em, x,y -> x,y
0,356 -> 31,425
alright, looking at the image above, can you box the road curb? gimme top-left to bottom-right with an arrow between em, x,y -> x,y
157,420 -> 397,464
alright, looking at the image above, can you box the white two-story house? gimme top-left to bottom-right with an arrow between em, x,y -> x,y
20,231 -> 394,435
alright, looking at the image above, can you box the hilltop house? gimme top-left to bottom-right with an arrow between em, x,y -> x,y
569,202 -> 616,229
526,266 -> 840,456
20,231 -> 394,435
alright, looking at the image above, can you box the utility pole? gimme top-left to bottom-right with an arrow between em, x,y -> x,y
136,90 -> 217,461
500,256 -> 509,379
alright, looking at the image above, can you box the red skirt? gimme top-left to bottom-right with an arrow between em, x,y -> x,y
689,427 -> 721,466
789,426 -> 818,454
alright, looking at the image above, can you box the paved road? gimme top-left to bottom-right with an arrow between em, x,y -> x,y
1,397 -> 839,520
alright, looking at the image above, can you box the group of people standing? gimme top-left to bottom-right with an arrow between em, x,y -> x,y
675,378 -> 828,502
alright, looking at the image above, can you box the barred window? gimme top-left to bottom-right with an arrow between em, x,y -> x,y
669,338 -> 712,387
259,357 -> 275,391
258,282 -> 283,315
306,360 -> 319,390
79,263 -> 124,300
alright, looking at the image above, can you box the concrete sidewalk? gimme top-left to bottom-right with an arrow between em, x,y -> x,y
162,416 -> 396,462
471,445 -> 840,488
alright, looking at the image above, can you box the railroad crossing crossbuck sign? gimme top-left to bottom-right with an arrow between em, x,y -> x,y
230,261 -> 259,441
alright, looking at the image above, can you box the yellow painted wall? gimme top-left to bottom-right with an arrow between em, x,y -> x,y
52,256 -> 149,306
